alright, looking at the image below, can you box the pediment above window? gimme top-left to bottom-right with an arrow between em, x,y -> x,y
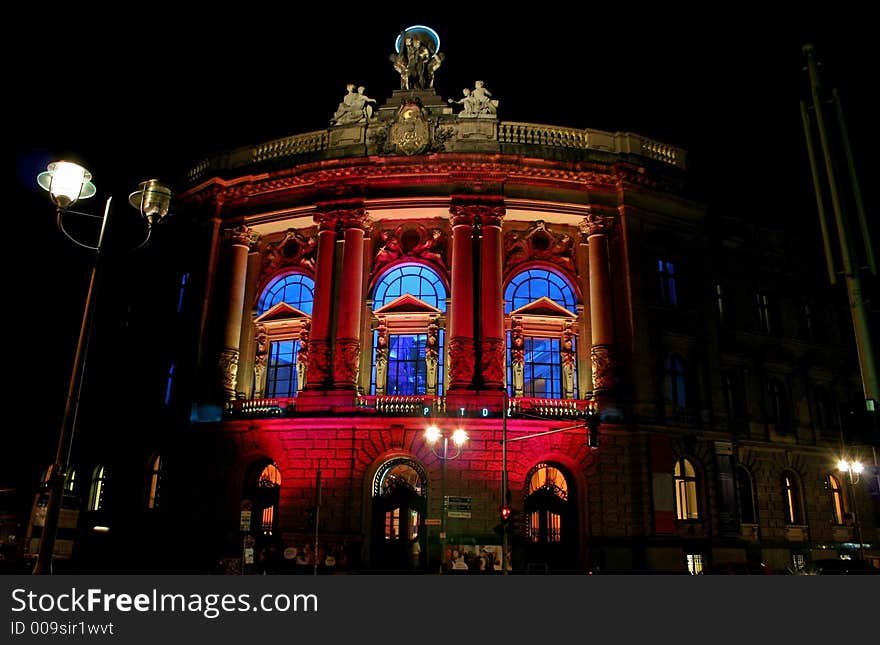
509,296 -> 576,319
374,293 -> 443,316
255,302 -> 311,323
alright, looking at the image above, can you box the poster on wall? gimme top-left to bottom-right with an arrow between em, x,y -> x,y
443,544 -> 508,572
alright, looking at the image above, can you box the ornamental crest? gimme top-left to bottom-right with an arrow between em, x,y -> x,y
389,100 -> 431,155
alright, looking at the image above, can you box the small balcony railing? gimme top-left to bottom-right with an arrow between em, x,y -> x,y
507,398 -> 593,419
226,397 -> 295,419
357,395 -> 446,416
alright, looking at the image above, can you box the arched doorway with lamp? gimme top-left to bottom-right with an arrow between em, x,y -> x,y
522,461 -> 577,573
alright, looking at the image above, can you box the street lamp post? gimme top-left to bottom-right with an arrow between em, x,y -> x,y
423,424 -> 467,573
32,161 -> 171,574
837,458 -> 865,561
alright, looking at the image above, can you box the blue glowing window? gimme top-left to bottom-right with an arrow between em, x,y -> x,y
258,274 -> 315,315
504,269 -> 575,313
666,354 -> 687,408
373,263 -> 447,311
266,340 -> 301,398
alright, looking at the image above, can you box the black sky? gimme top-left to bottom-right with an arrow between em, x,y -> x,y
7,7 -> 877,487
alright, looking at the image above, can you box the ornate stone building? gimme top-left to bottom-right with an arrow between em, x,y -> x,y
29,26 -> 878,574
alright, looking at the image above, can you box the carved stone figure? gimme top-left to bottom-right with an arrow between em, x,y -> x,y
296,320 -> 311,391
219,349 -> 239,401
330,84 -> 377,126
253,325 -> 269,396
449,81 -> 498,118
425,320 -> 439,396
390,29 -> 444,90
591,344 -> 616,390
510,319 -> 525,397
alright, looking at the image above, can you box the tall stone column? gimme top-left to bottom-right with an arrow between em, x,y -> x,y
479,201 -> 506,389
334,207 -> 370,389
581,210 -> 617,396
219,224 -> 259,400
448,204 -> 476,390
304,213 -> 338,389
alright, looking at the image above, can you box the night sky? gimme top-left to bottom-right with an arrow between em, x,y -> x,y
7,8 -> 876,492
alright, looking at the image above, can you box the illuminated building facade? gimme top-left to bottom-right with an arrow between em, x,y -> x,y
23,27 -> 878,574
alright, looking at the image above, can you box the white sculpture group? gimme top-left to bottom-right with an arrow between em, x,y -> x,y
448,81 -> 499,118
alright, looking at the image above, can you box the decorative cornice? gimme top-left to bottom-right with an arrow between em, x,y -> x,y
185,158 -> 626,206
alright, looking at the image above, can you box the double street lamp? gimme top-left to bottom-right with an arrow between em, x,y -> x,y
32,160 -> 171,574
423,425 -> 467,573
837,457 -> 865,560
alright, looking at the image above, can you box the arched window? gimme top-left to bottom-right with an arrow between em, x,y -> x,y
257,273 -> 315,315
736,466 -> 757,524
88,465 -> 108,511
827,474 -> 846,525
504,268 -> 575,314
146,454 -> 165,510
505,269 -> 578,400
782,471 -> 804,524
767,378 -> 790,428
814,387 -> 834,435
372,264 -> 447,397
64,468 -> 78,495
666,354 -> 687,409
373,263 -> 447,311
254,273 -> 315,399
674,457 -> 699,520
258,463 -> 281,536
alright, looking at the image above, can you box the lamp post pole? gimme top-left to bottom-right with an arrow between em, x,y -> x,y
424,425 -> 466,574
32,162 -> 171,575
837,459 -> 865,560
33,197 -> 111,575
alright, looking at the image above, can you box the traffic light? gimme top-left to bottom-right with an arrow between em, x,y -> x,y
494,505 -> 513,536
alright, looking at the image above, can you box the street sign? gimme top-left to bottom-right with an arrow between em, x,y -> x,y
425,518 -> 441,526
444,496 -> 471,518
239,510 -> 252,531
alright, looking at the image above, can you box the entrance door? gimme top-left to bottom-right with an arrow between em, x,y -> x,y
371,459 -> 426,572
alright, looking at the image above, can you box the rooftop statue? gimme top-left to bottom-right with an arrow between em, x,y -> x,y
330,84 -> 377,126
449,80 -> 498,118
390,25 -> 444,91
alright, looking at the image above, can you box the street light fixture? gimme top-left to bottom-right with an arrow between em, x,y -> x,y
423,424 -> 467,573
837,458 -> 865,560
32,160 -> 171,574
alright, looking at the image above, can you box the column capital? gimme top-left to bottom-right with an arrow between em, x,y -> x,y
579,207 -> 616,239
450,195 -> 505,227
224,224 -> 259,247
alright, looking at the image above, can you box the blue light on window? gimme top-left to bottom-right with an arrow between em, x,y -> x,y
258,274 -> 315,315
504,269 -> 575,313
387,334 -> 428,395
266,340 -> 301,398
373,263 -> 447,311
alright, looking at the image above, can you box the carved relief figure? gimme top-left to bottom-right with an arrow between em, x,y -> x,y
425,319 -> 439,395
510,319 -> 525,398
297,320 -> 311,391
262,229 -> 317,278
253,325 -> 269,397
374,225 -> 447,273
504,220 -> 576,275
